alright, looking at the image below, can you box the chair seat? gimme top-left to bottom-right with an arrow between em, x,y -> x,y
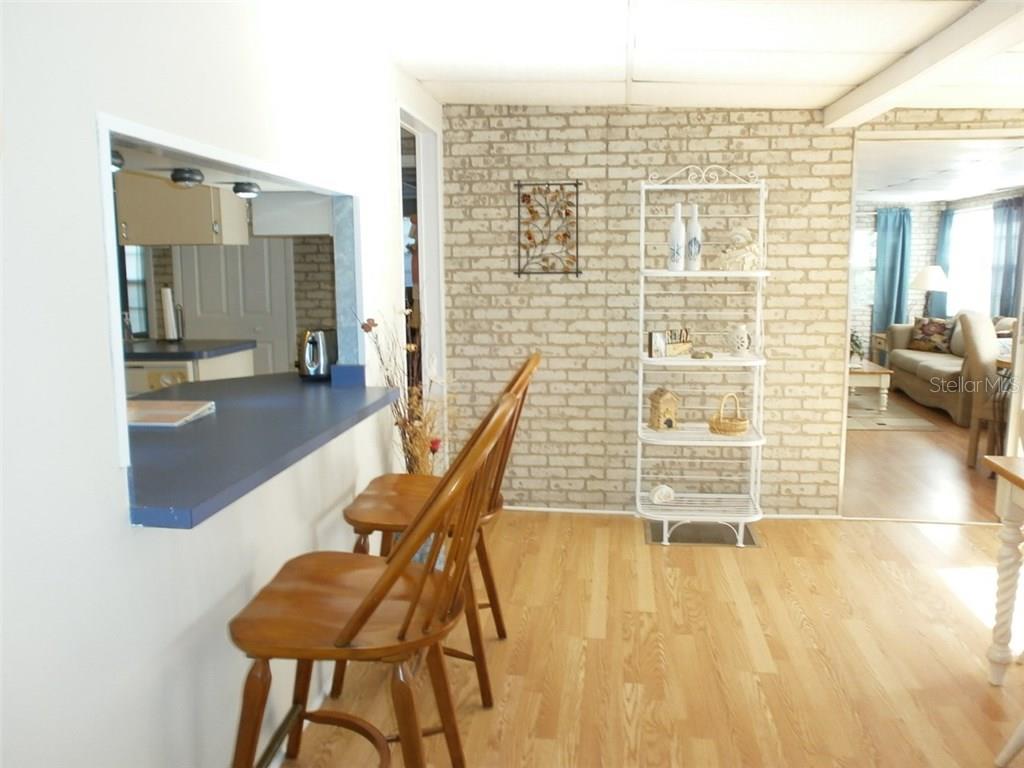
364,473 -> 441,495
343,474 -> 503,533
229,552 -> 459,661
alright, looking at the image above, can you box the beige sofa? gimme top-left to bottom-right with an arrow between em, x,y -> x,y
886,315 -> 1016,427
887,320 -> 970,426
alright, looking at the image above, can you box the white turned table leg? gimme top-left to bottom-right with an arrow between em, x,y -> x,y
879,385 -> 888,411
990,508 -> 1024,686
996,719 -> 1024,766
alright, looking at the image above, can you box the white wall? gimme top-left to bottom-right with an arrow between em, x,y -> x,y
1,4 -> 441,765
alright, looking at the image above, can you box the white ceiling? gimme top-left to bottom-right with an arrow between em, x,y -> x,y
391,0 -> 1024,113
856,138 -> 1024,201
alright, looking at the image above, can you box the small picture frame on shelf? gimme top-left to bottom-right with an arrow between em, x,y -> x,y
666,328 -> 692,356
649,328 -> 691,358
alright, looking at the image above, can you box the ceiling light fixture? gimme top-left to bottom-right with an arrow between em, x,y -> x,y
232,182 -> 261,199
170,168 -> 204,188
111,150 -> 125,173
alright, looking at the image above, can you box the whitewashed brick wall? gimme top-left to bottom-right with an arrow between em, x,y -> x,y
292,235 -> 336,331
444,106 -> 1024,515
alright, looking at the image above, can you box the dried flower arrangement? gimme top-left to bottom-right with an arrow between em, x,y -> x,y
361,315 -> 442,475
516,180 -> 580,275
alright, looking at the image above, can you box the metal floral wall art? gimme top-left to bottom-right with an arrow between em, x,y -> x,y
516,180 -> 580,276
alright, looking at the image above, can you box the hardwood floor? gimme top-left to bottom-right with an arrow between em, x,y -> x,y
844,390 -> 998,523
288,511 -> 1024,767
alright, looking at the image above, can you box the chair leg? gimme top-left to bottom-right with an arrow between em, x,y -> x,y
232,659 -> 272,768
968,416 -> 981,468
285,659 -> 313,758
354,532 -> 370,554
987,416 -> 999,457
462,576 -> 494,708
475,531 -> 507,640
329,660 -> 347,699
426,643 -> 466,768
380,531 -> 395,557
390,661 -> 426,768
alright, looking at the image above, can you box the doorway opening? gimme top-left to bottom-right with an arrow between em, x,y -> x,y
841,134 -> 1024,523
398,111 -> 447,464
402,126 -> 422,389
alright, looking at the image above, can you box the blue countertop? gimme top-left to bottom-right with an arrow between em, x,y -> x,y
124,339 -> 258,361
128,374 -> 397,529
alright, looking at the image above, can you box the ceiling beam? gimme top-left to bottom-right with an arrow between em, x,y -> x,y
823,0 -> 1024,128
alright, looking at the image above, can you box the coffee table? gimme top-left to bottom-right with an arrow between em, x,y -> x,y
848,360 -> 893,411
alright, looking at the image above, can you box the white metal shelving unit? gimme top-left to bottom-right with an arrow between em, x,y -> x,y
635,166 -> 768,547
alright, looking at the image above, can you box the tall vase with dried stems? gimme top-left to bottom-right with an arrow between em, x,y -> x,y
361,316 -> 441,475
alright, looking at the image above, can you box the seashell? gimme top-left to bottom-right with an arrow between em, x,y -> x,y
650,484 -> 675,505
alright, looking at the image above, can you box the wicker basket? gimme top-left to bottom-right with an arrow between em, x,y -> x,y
708,393 -> 749,436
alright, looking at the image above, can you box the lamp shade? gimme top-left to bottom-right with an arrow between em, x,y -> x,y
911,265 -> 949,292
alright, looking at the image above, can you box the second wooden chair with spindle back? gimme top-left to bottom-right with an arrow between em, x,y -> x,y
332,353 -> 541,707
227,392 -> 519,768
962,310 -> 1002,467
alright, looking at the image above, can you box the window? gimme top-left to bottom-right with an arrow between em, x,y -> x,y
850,227 -> 877,303
123,245 -> 149,336
849,227 -> 878,343
946,206 -> 994,316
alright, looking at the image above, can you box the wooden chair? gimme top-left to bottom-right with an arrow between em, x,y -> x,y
962,311 -> 1001,467
228,392 -> 519,768
331,354 -> 540,707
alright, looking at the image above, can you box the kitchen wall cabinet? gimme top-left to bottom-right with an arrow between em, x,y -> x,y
114,171 -> 250,246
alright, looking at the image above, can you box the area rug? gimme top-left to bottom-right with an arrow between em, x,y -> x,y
846,391 -> 940,431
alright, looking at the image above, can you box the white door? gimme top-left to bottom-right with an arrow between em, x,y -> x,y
174,238 -> 293,374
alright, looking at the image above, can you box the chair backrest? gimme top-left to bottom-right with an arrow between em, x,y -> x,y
486,353 -> 541,513
334,391 -> 518,648
381,352 -> 541,541
962,311 -> 1000,404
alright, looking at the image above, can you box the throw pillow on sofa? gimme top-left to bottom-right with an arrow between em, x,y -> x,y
908,316 -> 954,353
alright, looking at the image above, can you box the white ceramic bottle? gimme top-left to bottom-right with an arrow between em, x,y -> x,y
667,203 -> 686,272
685,203 -> 702,271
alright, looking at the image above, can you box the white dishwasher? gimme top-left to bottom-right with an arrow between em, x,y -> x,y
124,362 -> 195,396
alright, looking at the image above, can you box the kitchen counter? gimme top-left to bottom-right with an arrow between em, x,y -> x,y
128,374 -> 397,529
124,338 -> 257,361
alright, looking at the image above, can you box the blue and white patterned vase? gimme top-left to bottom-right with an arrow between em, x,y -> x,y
685,203 -> 702,271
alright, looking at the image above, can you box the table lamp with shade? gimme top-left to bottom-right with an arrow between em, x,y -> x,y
911,264 -> 949,317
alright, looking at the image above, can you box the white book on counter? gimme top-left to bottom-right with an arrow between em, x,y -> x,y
127,400 -> 216,428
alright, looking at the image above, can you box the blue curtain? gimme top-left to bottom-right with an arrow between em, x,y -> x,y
872,208 -> 912,333
992,197 -> 1024,318
931,208 -> 954,317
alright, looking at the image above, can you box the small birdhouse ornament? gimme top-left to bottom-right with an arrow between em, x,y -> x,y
648,387 -> 681,431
